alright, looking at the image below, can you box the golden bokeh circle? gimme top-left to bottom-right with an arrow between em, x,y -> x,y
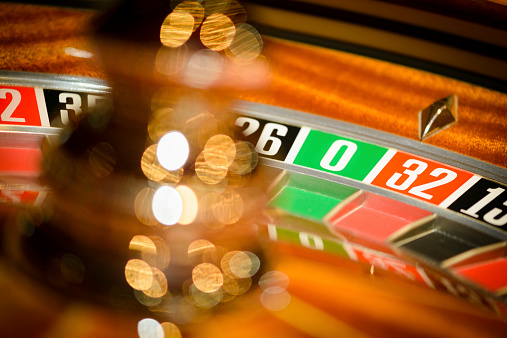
192,263 -> 224,293
188,239 -> 216,258
229,141 -> 257,174
212,189 -> 243,224
142,144 -> 184,184
161,322 -> 182,338
259,271 -> 290,291
160,10 -> 194,48
125,259 -> 154,291
227,24 -> 263,62
198,191 -> 223,228
148,108 -> 175,142
129,235 -> 157,259
204,134 -> 236,167
143,267 -> 168,298
134,187 -> 158,226
229,251 -> 253,278
202,0 -> 230,16
195,149 -> 228,184
141,145 -> 167,182
189,283 -> 223,308
155,46 -> 190,76
175,1 -> 204,32
197,118 -> 229,148
134,289 -> 163,306
175,185 -> 199,225
200,13 -> 236,51
149,236 -> 171,270
224,0 -> 247,25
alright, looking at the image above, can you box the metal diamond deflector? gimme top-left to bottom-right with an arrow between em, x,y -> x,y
419,95 -> 458,141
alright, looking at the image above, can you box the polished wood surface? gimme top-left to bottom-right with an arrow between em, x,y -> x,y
243,37 -> 507,168
1,3 -> 506,338
0,3 -> 103,78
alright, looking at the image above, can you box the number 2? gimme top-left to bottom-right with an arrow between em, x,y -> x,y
0,89 -> 24,123
409,168 -> 457,199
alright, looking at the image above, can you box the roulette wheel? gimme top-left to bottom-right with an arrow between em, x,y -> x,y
0,0 -> 507,337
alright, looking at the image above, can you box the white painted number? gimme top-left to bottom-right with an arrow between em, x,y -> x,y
386,159 -> 457,200
256,123 -> 288,155
299,232 -> 324,250
386,159 -> 427,190
235,117 -> 260,137
0,89 -> 24,122
0,190 -> 22,204
59,93 -> 82,124
320,140 -> 357,171
267,224 -> 278,241
88,94 -> 107,109
235,117 -> 288,156
408,168 -> 457,199
461,187 -> 507,226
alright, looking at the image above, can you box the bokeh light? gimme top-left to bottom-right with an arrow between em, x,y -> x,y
161,322 -> 182,338
134,289 -> 163,307
175,185 -> 198,224
138,318 -> 164,338
192,263 -> 224,293
200,13 -> 236,51
148,108 -> 176,142
160,10 -> 194,48
155,45 -> 190,76
195,149 -> 228,184
143,268 -> 168,298
212,189 -> 243,224
148,236 -> 171,270
229,141 -> 257,175
204,134 -> 236,167
157,131 -> 189,171
259,271 -> 291,311
189,283 -> 223,308
259,271 -> 290,291
134,188 -> 158,226
202,0 -> 230,17
129,235 -> 157,259
227,23 -> 263,62
175,1 -> 204,32
260,288 -> 291,311
125,259 -> 154,291
182,49 -> 224,89
223,0 -> 247,24
142,145 -> 167,182
152,186 -> 183,225
188,239 -> 216,258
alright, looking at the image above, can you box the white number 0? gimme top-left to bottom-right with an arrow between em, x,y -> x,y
320,140 -> 357,171
386,159 -> 457,200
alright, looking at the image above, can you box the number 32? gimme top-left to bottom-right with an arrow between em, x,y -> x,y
386,159 -> 457,200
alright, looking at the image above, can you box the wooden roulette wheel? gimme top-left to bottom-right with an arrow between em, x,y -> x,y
0,1 -> 506,337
